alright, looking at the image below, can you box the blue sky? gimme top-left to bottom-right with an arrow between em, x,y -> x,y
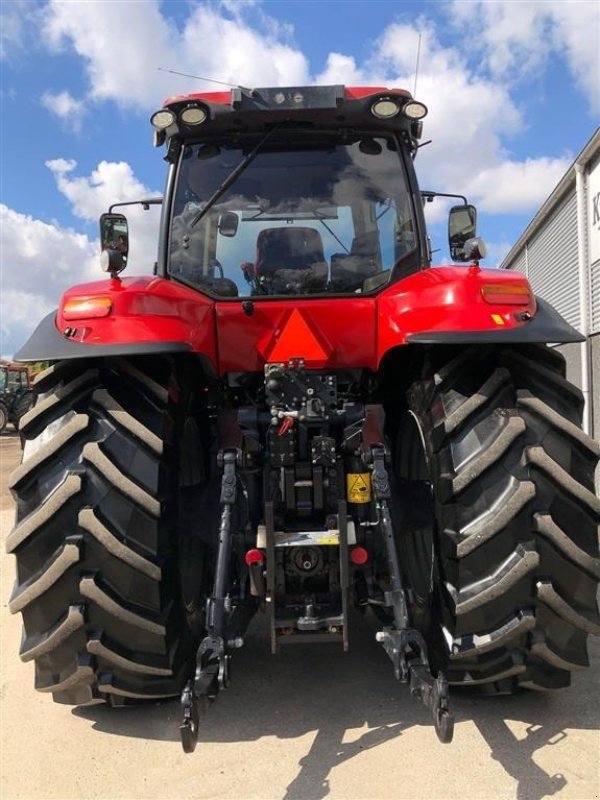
1,0 -> 599,356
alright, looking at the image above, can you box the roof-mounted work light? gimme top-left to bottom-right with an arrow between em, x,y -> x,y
150,109 -> 176,130
402,101 -> 428,120
180,105 -> 207,125
371,98 -> 400,119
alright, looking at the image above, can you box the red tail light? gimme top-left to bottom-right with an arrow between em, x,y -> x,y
245,549 -> 265,566
350,546 -> 369,565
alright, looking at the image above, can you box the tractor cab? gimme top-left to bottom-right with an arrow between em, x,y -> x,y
100,86 -> 484,296
146,87 -> 427,298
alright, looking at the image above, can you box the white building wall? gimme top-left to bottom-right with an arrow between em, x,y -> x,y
501,130 -> 600,439
526,192 -> 580,329
511,249 -> 528,276
591,261 -> 600,333
588,156 -> 600,334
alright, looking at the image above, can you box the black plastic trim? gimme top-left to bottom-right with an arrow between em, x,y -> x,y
406,297 -> 585,345
14,312 -> 192,362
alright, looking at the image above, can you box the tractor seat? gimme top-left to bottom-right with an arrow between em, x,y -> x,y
255,227 -> 326,275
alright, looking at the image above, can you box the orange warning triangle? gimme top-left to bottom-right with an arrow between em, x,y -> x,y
266,309 -> 330,364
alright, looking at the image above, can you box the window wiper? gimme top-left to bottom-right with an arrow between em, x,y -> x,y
310,209 -> 350,254
190,125 -> 282,229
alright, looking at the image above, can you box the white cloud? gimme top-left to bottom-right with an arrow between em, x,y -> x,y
0,0 -> 29,61
551,2 -> 600,112
1,290 -> 55,349
450,1 -> 600,113
317,23 -> 558,214
34,2 -> 586,219
41,0 -> 309,110
0,204 -> 97,354
46,158 -> 155,221
468,157 -> 571,214
41,90 -> 86,132
1,156 -> 163,355
45,158 -> 162,273
316,53 -> 366,86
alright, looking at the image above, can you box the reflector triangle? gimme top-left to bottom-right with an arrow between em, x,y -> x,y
266,309 -> 330,364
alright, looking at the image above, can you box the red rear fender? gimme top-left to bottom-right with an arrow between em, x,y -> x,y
16,269 -> 580,371
52,276 -> 218,368
377,266 -> 538,363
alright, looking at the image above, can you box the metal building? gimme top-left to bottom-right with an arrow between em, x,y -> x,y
501,128 -> 600,441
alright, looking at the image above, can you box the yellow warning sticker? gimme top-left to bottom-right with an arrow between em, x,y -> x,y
491,314 -> 505,326
347,473 -> 372,504
317,535 -> 340,546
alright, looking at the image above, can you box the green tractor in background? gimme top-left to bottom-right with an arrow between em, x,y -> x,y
0,363 -> 33,433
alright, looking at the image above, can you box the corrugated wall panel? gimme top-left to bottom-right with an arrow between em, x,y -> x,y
526,192 -> 580,330
511,249 -> 528,275
591,259 -> 600,333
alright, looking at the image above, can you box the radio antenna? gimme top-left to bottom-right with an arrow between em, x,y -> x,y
157,68 -> 252,93
413,33 -> 422,97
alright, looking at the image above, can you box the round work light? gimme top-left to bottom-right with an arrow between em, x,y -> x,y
371,99 -> 400,119
180,106 -> 207,125
150,109 -> 176,130
402,101 -> 428,120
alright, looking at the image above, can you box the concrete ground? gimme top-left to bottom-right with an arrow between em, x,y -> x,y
1,429 -> 598,800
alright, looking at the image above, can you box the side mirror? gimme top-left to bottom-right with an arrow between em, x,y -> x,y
218,211 -> 239,238
448,204 -> 478,262
99,213 -> 128,275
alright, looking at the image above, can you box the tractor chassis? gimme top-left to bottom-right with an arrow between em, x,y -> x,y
179,405 -> 454,752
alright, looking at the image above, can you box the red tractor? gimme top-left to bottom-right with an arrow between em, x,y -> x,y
7,85 -> 599,750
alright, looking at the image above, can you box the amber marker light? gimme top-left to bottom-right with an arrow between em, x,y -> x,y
481,284 -> 531,306
63,297 -> 112,320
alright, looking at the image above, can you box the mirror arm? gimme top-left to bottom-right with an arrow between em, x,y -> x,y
108,198 -> 163,213
421,191 -> 468,205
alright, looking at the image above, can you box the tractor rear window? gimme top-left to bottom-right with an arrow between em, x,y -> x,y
168,137 -> 417,297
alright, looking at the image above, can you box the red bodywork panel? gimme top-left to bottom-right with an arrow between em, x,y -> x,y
58,276 -> 218,365
377,266 -> 533,351
55,267 -> 536,375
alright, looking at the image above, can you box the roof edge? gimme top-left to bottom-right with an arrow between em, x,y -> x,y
501,127 -> 600,269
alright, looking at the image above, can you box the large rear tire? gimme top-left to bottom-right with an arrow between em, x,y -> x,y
7,358 -> 194,705
397,344 -> 600,691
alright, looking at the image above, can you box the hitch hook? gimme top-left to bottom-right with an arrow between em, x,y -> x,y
431,673 -> 454,744
180,680 -> 203,754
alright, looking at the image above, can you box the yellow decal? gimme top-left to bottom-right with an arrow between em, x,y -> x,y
491,314 -> 505,326
317,535 -> 340,546
347,473 -> 372,504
